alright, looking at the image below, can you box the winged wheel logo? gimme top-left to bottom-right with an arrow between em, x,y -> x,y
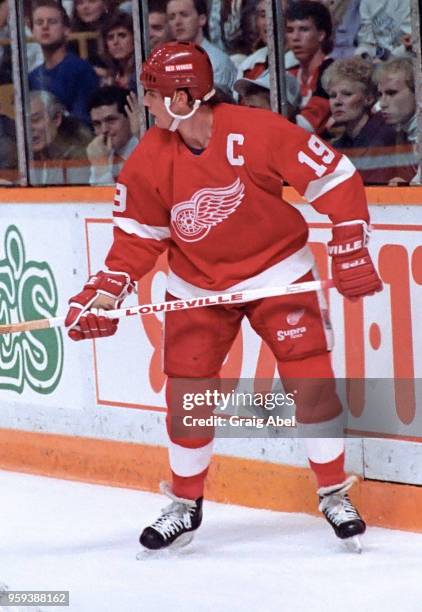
171,178 -> 245,242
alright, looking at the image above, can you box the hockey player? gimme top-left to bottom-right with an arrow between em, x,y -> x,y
65,42 -> 382,552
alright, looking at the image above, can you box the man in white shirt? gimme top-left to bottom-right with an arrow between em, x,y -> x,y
355,0 -> 411,60
166,0 -> 237,94
87,86 -> 138,185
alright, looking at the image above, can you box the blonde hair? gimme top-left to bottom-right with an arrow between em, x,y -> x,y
322,57 -> 376,97
372,57 -> 415,93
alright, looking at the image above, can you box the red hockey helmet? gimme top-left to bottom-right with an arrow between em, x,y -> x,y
140,41 -> 215,102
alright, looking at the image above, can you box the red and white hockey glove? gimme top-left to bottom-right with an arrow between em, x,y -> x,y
328,221 -> 383,299
65,270 -> 135,341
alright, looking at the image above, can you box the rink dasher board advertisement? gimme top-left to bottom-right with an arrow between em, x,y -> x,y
0,200 -> 421,485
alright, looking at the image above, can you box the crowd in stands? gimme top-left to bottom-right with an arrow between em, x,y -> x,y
0,0 -> 419,186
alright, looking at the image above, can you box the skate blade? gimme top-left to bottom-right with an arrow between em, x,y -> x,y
343,535 -> 362,554
136,532 -> 195,560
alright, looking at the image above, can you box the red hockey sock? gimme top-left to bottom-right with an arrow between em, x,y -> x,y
172,467 -> 209,500
309,451 -> 346,488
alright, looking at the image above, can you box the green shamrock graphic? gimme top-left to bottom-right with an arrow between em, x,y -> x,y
0,225 -> 63,393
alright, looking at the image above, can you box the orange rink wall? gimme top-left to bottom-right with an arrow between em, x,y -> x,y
1,185 -> 422,534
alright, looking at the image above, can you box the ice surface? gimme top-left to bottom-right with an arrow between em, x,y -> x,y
0,470 -> 421,612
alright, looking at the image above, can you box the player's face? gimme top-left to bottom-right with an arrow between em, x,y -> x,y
75,0 -> 105,24
328,79 -> 371,125
106,27 -> 134,61
90,103 -> 132,151
377,72 -> 416,127
32,7 -> 68,47
30,97 -> 60,152
149,11 -> 169,49
285,18 -> 326,63
166,0 -> 206,42
255,0 -> 267,45
143,90 -> 173,129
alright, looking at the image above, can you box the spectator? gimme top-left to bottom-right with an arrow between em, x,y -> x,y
207,0 -> 258,64
291,0 -> 361,59
234,70 -> 272,110
148,0 -> 170,50
0,0 -> 12,84
355,0 -> 411,61
318,0 -> 361,59
373,56 -> 418,184
29,90 -> 91,185
0,113 -> 18,183
166,0 -> 237,94
236,0 -> 269,79
236,0 -> 299,82
102,11 -> 136,90
285,0 -> 334,134
87,85 -> 138,184
28,0 -> 99,125
69,0 -> 110,62
322,56 -> 403,183
374,57 -> 416,142
234,69 -> 301,121
23,0 -> 44,71
71,0 -> 109,29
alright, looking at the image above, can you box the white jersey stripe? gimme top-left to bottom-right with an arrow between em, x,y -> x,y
114,217 -> 171,241
167,245 -> 314,299
304,155 -> 356,203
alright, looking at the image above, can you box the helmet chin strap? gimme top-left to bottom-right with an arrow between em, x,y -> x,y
163,88 -> 216,132
164,96 -> 202,132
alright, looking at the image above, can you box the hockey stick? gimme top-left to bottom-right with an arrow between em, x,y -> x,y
0,279 -> 334,335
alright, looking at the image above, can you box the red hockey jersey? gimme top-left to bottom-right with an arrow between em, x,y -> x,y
105,103 -> 369,298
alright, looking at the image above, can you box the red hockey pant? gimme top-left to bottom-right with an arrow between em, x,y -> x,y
163,271 -> 345,498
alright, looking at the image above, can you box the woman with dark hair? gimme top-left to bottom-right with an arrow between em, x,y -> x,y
69,0 -> 110,62
71,0 -> 109,31
236,0 -> 270,79
101,10 -> 135,90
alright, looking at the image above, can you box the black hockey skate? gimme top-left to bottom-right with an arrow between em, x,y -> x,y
318,476 -> 366,553
139,482 -> 203,552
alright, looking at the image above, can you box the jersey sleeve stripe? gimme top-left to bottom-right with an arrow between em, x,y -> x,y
304,155 -> 356,203
113,217 -> 171,241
